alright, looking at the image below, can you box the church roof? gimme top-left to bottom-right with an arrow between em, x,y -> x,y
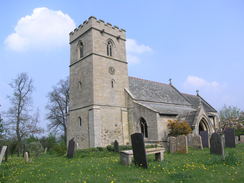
128,76 -> 217,126
128,77 -> 191,106
182,93 -> 217,113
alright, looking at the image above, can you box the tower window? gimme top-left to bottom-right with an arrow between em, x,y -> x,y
107,40 -> 113,57
78,41 -> 84,59
111,79 -> 115,88
78,116 -> 82,126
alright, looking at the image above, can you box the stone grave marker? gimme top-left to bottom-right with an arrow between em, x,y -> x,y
176,135 -> 188,153
24,152 -> 29,163
224,128 -> 235,148
114,140 -> 119,152
0,146 -> 7,165
210,133 -> 224,157
192,135 -> 203,149
67,138 -> 75,159
187,134 -> 193,147
240,135 -> 244,143
131,133 -> 147,168
44,147 -> 48,154
200,131 -> 209,148
169,136 -> 177,153
235,136 -> 239,144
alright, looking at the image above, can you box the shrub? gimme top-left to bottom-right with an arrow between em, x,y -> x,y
25,141 -> 44,157
51,142 -> 66,156
167,120 -> 192,136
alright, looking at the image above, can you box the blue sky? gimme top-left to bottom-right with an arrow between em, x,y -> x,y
1,0 -> 244,130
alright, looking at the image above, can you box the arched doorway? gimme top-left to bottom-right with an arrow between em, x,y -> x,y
139,117 -> 148,138
199,118 -> 209,134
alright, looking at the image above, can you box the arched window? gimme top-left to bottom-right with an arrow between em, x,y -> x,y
140,118 -> 148,138
78,116 -> 82,127
107,40 -> 113,57
78,41 -> 84,59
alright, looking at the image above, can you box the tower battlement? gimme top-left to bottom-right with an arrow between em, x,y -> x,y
69,16 -> 126,43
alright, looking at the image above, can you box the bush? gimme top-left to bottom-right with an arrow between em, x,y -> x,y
51,142 -> 66,156
168,120 -> 192,136
25,141 -> 44,157
39,135 -> 57,152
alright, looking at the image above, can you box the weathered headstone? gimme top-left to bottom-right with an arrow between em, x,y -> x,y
67,138 -> 75,159
200,131 -> 209,148
191,135 -> 203,149
24,152 -> 29,163
224,128 -> 235,148
169,136 -> 177,153
131,133 -> 147,168
240,135 -> 244,143
44,147 -> 48,154
176,135 -> 188,153
114,140 -> 119,152
235,136 -> 239,144
210,133 -> 224,156
187,134 -> 193,147
0,146 -> 7,165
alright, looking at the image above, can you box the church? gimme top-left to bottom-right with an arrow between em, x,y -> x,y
67,16 -> 220,149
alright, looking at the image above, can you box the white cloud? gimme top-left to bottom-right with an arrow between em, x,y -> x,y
183,75 -> 221,90
5,7 -> 76,51
126,38 -> 152,64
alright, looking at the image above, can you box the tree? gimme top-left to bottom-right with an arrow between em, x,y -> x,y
46,78 -> 69,144
0,104 -> 4,139
167,120 -> 192,136
6,73 -> 42,154
219,105 -> 244,130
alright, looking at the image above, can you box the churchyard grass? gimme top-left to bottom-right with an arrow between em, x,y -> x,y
1,144 -> 244,183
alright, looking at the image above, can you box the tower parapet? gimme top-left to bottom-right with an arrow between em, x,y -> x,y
69,16 -> 126,43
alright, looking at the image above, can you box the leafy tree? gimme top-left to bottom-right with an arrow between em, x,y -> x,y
46,78 -> 69,144
219,105 -> 244,130
167,120 -> 192,136
6,73 -> 43,154
0,106 -> 4,139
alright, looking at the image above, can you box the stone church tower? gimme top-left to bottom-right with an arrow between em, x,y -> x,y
67,16 -> 130,148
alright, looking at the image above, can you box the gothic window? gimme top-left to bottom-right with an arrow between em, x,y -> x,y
107,40 -> 113,57
78,41 -> 84,59
78,116 -> 82,127
140,117 -> 148,138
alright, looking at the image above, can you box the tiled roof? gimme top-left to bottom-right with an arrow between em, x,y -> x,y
129,77 -> 191,106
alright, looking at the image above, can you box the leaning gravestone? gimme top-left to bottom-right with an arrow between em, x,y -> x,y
200,131 -> 209,148
176,135 -> 188,153
0,146 -> 7,165
210,133 -> 224,157
169,136 -> 177,153
131,133 -> 147,168
192,135 -> 203,149
224,128 -> 235,148
67,138 -> 75,159
114,140 -> 119,152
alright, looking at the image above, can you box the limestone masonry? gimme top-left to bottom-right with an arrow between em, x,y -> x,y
67,16 -> 220,149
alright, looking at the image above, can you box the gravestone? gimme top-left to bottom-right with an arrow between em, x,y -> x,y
187,134 -> 193,147
67,138 -> 75,159
24,152 -> 29,163
176,135 -> 188,153
191,135 -> 203,149
0,146 -> 7,165
235,136 -> 239,144
200,131 -> 209,148
224,128 -> 235,148
114,140 -> 119,152
169,136 -> 177,153
131,133 -> 147,168
240,135 -> 244,143
210,133 -> 224,156
44,147 -> 48,154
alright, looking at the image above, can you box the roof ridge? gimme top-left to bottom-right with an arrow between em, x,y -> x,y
181,92 -> 197,97
129,76 -> 169,86
169,85 -> 192,106
198,95 -> 217,112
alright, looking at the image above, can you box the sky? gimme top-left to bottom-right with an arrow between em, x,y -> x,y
0,0 -> 244,131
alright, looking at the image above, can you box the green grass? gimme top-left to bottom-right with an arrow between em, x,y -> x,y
1,144 -> 244,183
